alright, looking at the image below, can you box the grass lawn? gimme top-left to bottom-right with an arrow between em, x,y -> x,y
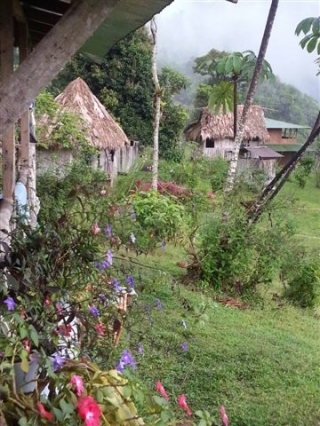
116,175 -> 320,425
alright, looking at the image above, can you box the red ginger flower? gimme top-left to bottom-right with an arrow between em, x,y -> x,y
155,381 -> 169,400
220,405 -> 229,426
71,375 -> 85,396
177,394 -> 192,416
94,323 -> 105,336
77,395 -> 101,426
37,401 -> 53,421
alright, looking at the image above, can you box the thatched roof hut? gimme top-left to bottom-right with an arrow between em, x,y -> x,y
184,105 -> 270,143
40,77 -> 130,150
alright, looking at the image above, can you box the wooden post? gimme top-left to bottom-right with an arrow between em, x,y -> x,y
17,23 -> 39,226
0,0 -> 15,201
18,23 -> 30,183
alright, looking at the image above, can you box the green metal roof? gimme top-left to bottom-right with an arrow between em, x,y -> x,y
265,144 -> 315,152
265,118 -> 310,130
80,0 -> 173,58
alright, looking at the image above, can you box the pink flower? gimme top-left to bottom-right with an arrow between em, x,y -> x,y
100,189 -> 107,196
91,223 -> 101,235
177,394 -> 192,416
77,396 -> 101,426
155,381 -> 169,400
37,401 -> 53,421
71,375 -> 85,397
94,323 -> 105,336
220,405 -> 229,426
23,339 -> 31,354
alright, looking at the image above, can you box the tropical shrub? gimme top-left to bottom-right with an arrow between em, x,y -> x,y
293,155 -> 315,188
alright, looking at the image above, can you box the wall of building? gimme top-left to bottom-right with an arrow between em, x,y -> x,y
37,142 -> 139,178
37,149 -> 74,177
267,129 -> 296,144
203,139 -> 234,159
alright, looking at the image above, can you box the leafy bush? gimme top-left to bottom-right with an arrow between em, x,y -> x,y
293,155 -> 315,188
283,264 -> 320,308
209,157 -> 229,191
196,206 -> 293,294
130,190 -> 187,247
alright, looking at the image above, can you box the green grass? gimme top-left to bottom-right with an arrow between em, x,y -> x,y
114,175 -> 320,425
125,268 -> 320,425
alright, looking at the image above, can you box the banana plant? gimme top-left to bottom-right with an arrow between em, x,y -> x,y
295,17 -> 320,74
202,50 -> 272,138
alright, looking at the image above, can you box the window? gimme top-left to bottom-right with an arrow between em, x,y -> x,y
205,137 -> 215,148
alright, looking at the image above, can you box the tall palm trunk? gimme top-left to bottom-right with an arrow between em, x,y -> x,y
150,18 -> 161,191
248,111 -> 320,225
224,0 -> 279,195
233,78 -> 238,139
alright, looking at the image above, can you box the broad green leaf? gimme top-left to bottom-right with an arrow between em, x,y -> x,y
312,17 -> 320,34
306,36 -> 319,53
295,17 -> 316,35
20,351 -> 29,373
300,34 -> 314,49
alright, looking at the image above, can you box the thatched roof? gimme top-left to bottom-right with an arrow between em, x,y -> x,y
184,105 -> 270,143
40,77 -> 129,150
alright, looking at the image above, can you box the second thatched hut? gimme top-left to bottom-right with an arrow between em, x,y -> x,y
184,105 -> 282,181
37,77 -> 138,179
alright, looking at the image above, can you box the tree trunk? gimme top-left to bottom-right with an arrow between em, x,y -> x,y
0,0 -> 118,138
224,0 -> 279,195
233,79 -> 238,139
247,111 -> 320,225
150,18 -> 161,191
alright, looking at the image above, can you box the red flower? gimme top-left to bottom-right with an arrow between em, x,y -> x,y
155,381 -> 169,400
37,401 -> 53,421
77,396 -> 101,426
177,394 -> 192,416
94,323 -> 105,336
220,405 -> 229,426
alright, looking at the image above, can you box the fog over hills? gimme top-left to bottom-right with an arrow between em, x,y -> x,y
156,0 -> 320,102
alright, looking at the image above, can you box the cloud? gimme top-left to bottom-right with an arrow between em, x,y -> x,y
157,0 -> 320,101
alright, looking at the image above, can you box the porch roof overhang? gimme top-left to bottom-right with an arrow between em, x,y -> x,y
245,146 -> 284,160
15,0 -> 173,58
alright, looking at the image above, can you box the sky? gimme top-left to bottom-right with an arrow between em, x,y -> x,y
156,0 -> 320,101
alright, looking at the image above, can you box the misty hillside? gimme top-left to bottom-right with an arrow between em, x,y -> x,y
158,57 -> 319,130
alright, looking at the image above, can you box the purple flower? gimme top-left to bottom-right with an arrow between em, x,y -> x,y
181,342 -> 188,353
95,260 -> 108,270
138,343 -> 143,354
106,224 -> 112,238
3,297 -> 15,311
157,298 -> 163,311
126,275 -> 135,289
130,211 -> 136,220
89,305 -> 100,317
161,241 -> 166,250
98,293 -> 107,304
113,278 -> 120,292
52,353 -> 65,371
106,250 -> 113,267
130,233 -> 136,244
116,349 -> 136,372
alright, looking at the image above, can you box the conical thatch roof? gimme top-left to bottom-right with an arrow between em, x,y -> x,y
56,78 -> 129,150
184,105 -> 270,143
40,78 -> 129,150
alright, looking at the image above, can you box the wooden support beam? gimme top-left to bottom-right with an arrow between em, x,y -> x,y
18,23 -> 30,181
0,0 -> 15,201
0,0 -> 118,138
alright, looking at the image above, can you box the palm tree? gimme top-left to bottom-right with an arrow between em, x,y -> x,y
199,51 -> 272,139
224,0 -> 280,195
